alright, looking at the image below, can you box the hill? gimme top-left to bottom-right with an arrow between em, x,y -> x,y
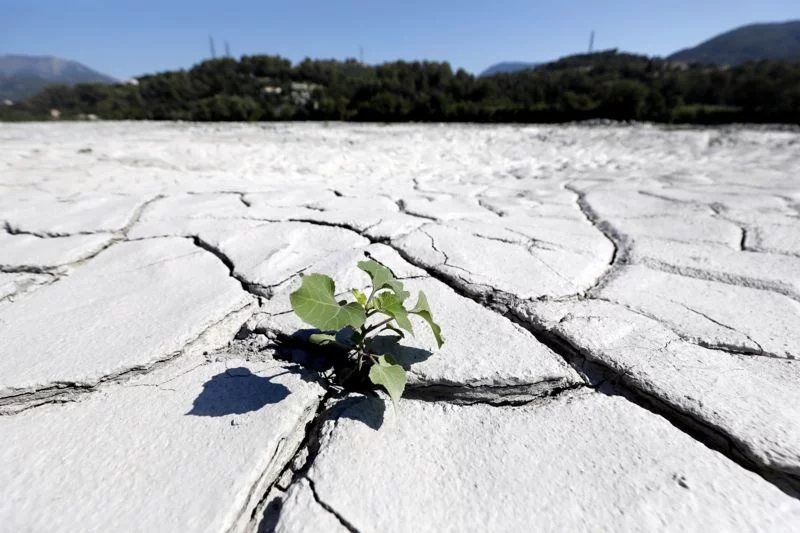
0,55 -> 115,102
669,20 -> 800,65
480,62 -> 541,77
2,51 -> 799,124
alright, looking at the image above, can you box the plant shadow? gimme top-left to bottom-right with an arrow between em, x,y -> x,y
187,367 -> 292,417
333,394 -> 387,431
273,330 -> 433,373
270,329 -> 431,431
369,335 -> 433,369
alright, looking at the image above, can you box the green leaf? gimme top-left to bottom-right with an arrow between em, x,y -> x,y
289,274 -> 366,331
373,292 -> 414,335
358,260 -> 410,302
409,291 -> 444,348
308,333 -> 337,345
368,354 -> 406,406
358,259 -> 392,289
351,288 -> 368,306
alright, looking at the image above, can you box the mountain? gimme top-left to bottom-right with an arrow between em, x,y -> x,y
0,55 -> 116,102
669,20 -> 800,65
480,62 -> 541,77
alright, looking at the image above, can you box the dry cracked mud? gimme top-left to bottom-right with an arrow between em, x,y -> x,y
2,122 -> 800,532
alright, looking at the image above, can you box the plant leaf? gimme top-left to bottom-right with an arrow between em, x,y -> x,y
373,292 -> 414,335
358,259 -> 392,288
368,354 -> 406,406
351,288 -> 368,306
308,333 -> 338,345
358,259 -> 410,302
409,291 -> 444,348
289,274 -> 366,331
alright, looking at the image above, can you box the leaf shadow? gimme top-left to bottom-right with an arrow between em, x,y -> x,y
187,367 -> 292,417
369,335 -> 433,369
331,394 -> 387,431
271,330 -> 430,432
273,330 -> 433,373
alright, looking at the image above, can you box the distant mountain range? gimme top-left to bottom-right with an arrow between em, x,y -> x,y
479,62 -> 541,77
669,20 -> 800,65
5,20 -> 800,100
481,19 -> 800,76
0,55 -> 115,102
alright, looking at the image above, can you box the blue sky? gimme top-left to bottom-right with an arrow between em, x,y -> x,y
2,0 -> 798,79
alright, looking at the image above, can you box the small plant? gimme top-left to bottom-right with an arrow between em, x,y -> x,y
289,259 -> 443,405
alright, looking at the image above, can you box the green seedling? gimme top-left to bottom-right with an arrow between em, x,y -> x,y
289,259 -> 443,405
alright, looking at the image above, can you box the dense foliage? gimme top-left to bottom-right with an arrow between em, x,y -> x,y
2,50 -> 799,124
0,74 -> 52,102
669,20 -> 800,66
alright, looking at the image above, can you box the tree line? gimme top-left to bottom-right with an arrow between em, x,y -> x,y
2,50 -> 799,124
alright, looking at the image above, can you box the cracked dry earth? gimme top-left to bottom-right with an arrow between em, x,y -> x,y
2,123 -> 800,533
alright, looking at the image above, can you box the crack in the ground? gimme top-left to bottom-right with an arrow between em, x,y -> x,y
185,190 -> 253,208
0,264 -> 58,275
3,194 -> 164,240
394,199 -> 438,222
3,223 -> 105,239
276,202 -> 800,494
563,184 -> 628,296
639,257 -> 800,303
227,391 -> 323,533
304,477 -> 361,533
190,235 -> 270,300
476,198 -> 507,217
675,302 -> 769,356
405,380 -> 587,406
251,381 -> 590,532
0,301 -> 254,414
250,391 -> 336,532
0,274 -> 57,305
592,296 -> 780,359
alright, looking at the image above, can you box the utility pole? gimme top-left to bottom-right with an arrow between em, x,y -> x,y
359,46 -> 364,64
588,31 -> 595,54
209,35 -> 217,59
225,41 -> 231,58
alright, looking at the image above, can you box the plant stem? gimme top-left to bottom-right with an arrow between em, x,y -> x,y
366,287 -> 377,307
363,317 -> 393,335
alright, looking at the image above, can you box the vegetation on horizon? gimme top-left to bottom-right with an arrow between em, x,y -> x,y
2,50 -> 799,124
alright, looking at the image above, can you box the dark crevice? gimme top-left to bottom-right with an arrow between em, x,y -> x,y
675,302 -> 768,356
508,310 -> 800,496
563,184 -> 629,296
0,301 -> 253,414
594,296 -> 778,359
3,224 -> 104,238
0,264 -> 58,274
739,226 -> 748,251
477,198 -> 507,217
242,394 -> 328,532
303,205 -> 800,495
232,210 -> 799,497
4,194 -> 164,240
405,380 -> 586,406
638,257 -> 800,303
395,199 -> 439,222
253,391 -> 336,531
190,235 -> 269,300
122,194 -> 165,237
305,477 -> 361,533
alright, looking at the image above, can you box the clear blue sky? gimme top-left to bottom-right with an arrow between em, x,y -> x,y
2,0 -> 798,79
